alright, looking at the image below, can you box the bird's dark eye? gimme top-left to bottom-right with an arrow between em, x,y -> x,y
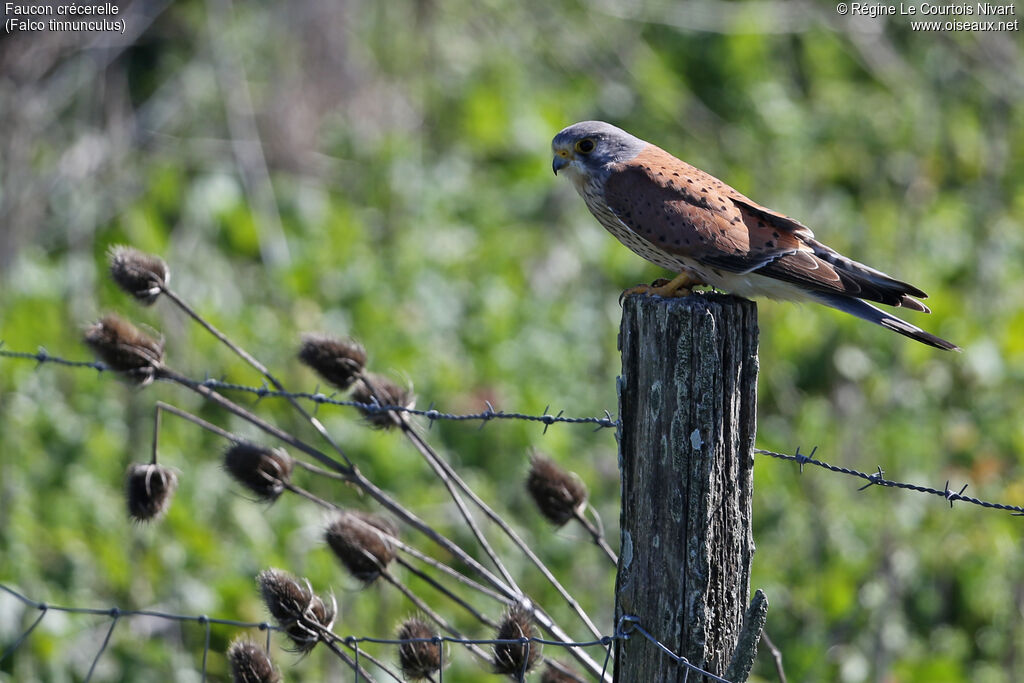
575,138 -> 595,154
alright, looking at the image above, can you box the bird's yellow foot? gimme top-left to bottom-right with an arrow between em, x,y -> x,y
620,273 -> 706,303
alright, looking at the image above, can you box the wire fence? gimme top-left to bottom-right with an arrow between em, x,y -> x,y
0,346 -> 616,430
3,345 -> 1023,516
754,446 -> 1024,515
0,584 -> 731,683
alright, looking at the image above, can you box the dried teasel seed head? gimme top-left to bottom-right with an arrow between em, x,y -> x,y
325,511 -> 398,583
541,662 -> 580,682
227,638 -> 281,683
526,454 -> 588,527
298,334 -> 367,391
396,617 -> 442,680
108,245 -> 169,305
83,314 -> 164,385
125,463 -> 178,522
223,443 -> 293,502
351,372 -> 415,429
257,569 -> 336,653
493,603 -> 541,675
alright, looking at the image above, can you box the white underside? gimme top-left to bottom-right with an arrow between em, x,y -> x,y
704,269 -> 815,302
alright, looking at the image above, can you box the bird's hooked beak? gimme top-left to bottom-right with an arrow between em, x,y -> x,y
552,147 -> 572,175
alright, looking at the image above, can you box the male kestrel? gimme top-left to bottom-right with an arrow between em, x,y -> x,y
552,121 -> 958,351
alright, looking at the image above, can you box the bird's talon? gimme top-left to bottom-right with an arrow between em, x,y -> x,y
620,273 -> 704,300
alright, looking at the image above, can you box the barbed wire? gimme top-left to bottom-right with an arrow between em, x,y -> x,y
0,346 -> 616,430
755,446 -> 1024,515
0,584 -> 732,683
4,346 -> 1022,515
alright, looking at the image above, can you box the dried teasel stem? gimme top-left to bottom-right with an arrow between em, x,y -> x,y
317,637 -> 384,682
380,573 -> 492,667
526,453 -> 587,527
348,369 -> 608,664
527,453 -> 618,564
382,395 -> 605,641
108,245 -> 169,306
94,250 -> 596,670
352,371 -> 522,597
155,368 -> 608,679
396,617 -> 443,681
294,482 -> 511,618
224,443 -> 293,503
83,314 -> 164,385
572,505 -> 618,566
540,661 -> 588,682
324,511 -> 398,583
298,334 -> 367,391
351,372 -> 415,429
144,266 -> 356,469
256,569 -> 335,654
125,463 -> 178,522
493,603 -> 542,676
226,638 -> 281,683
323,511 -> 492,665
394,557 -> 500,628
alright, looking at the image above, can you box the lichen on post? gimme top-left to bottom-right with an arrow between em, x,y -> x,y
614,292 -> 760,682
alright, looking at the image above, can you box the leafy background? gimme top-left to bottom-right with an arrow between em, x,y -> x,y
1,1 -> 1022,681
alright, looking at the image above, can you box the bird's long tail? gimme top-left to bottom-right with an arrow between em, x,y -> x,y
811,292 -> 960,351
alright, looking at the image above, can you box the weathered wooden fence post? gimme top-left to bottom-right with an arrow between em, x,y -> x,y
614,292 -> 760,682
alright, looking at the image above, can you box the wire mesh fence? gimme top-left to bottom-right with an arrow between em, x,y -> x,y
0,584 -> 732,683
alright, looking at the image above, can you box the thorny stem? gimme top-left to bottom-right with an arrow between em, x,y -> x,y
572,509 -> 618,566
359,374 -> 521,594
381,573 -> 588,683
283,483 -> 510,605
394,544 -> 510,605
154,401 -> 237,443
291,458 -> 350,480
356,371 -> 608,667
394,407 -> 604,641
146,403 -> 590,677
381,571 -> 493,666
159,368 -> 353,477
317,633 -> 386,683
158,286 -> 612,659
395,558 -> 499,628
151,370 -> 608,678
150,401 -> 161,465
156,367 -> 520,603
761,630 -> 787,683
159,285 -> 356,470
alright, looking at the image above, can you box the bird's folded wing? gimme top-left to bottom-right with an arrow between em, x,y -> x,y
604,149 -> 930,311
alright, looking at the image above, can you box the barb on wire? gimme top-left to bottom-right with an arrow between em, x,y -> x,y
756,446 -> 1024,515
203,378 -> 618,429
0,347 -> 617,429
0,347 -> 107,372
1,584 -> 734,682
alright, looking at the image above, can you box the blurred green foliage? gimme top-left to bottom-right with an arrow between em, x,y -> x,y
1,0 -> 1023,681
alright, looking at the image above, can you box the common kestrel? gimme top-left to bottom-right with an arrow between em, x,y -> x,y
552,121 -> 958,351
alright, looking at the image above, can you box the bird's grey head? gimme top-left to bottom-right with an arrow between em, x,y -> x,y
551,121 -> 646,182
